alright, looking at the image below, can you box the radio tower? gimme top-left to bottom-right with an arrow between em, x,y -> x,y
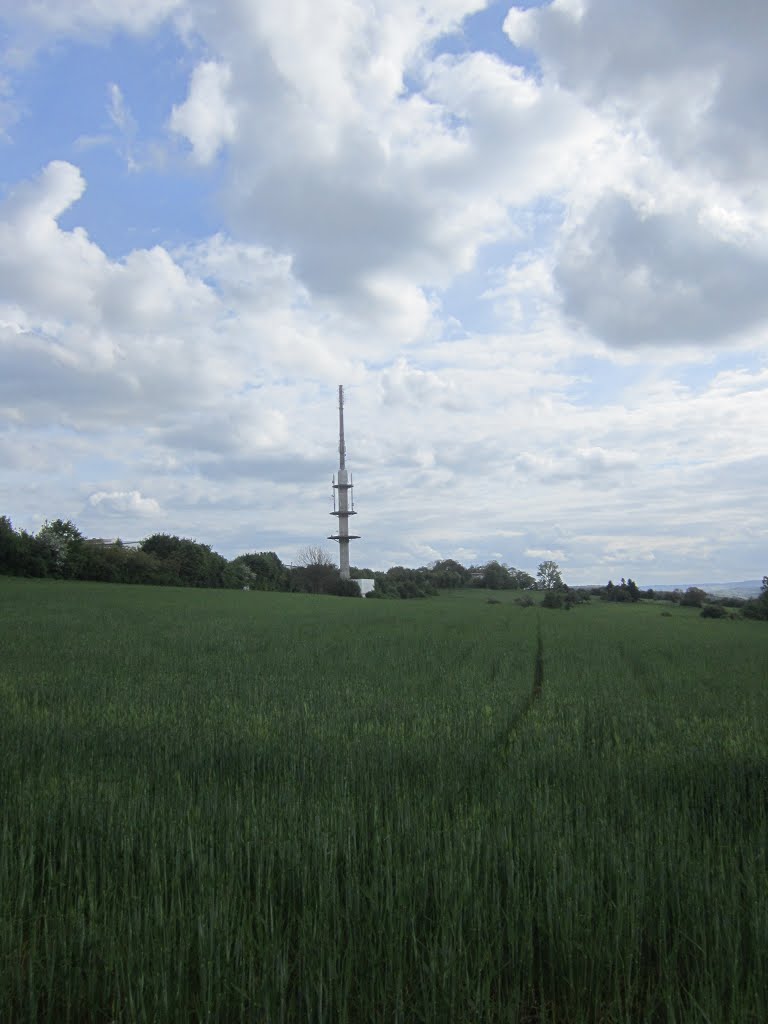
328,385 -> 359,579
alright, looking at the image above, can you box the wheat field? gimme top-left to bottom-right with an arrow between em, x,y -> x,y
1,577 -> 766,1022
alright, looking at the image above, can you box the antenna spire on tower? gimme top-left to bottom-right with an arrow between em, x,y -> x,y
328,384 -> 359,579
338,384 -> 346,470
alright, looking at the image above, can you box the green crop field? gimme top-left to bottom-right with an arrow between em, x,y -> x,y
1,577 -> 766,1023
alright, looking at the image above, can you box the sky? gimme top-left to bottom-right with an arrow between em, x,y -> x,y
0,0 -> 766,584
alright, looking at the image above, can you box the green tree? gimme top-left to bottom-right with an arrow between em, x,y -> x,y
542,588 -> 569,609
0,518 -> 49,577
141,534 -> 183,561
0,516 -> 21,575
429,559 -> 470,588
701,604 -> 727,619
480,560 -> 511,590
742,576 -> 768,620
140,534 -> 227,588
508,567 -> 536,590
229,552 -> 289,591
537,560 -> 563,590
600,577 -> 640,603
37,519 -> 83,578
373,566 -> 438,599
349,565 -> 376,579
291,546 -> 339,595
680,587 -> 708,608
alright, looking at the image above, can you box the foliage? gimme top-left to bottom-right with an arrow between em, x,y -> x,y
742,577 -> 768,620
680,586 -> 709,608
36,518 -> 84,577
287,545 -> 359,596
141,534 -> 228,588
328,576 -> 363,598
374,565 -> 439,599
649,588 -> 684,603
478,560 -> 511,589
2,514 -> 765,623
349,565 -> 376,579
0,516 -> 51,577
541,583 -> 593,610
78,542 -> 166,585
229,551 -> 289,591
536,559 -> 563,590
742,602 -> 768,620
701,604 -> 728,619
469,561 -> 535,590
542,586 -> 569,609
599,577 -> 641,602
294,545 -> 335,567
1,517 -> 291,591
428,558 -> 471,588
509,567 -> 536,590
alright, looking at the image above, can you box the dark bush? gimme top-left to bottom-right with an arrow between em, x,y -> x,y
701,604 -> 727,619
742,600 -> 768,621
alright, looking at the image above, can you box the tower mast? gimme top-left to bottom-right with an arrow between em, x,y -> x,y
328,385 -> 359,579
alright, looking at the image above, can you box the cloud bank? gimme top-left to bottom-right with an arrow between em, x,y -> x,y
0,0 -> 765,581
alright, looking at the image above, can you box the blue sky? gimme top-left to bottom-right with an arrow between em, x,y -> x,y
3,27 -> 218,254
1,0 -> 766,583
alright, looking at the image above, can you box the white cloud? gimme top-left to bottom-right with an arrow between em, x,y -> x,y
0,0 -> 181,39
0,161 -> 105,320
107,83 -> 134,134
503,0 -> 768,349
177,234 -> 300,311
505,0 -> 768,190
1,3 -> 767,581
525,549 -> 565,563
4,158 -> 86,222
0,162 -> 229,416
379,358 -> 460,409
0,160 -> 219,335
169,61 -> 237,165
102,245 -> 217,330
556,193 -> 768,345
88,490 -> 160,516
597,543 -> 656,567
422,51 -> 601,200
0,73 -> 19,137
167,0 -> 600,326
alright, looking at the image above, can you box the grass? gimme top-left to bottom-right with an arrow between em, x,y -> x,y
1,577 -> 766,1022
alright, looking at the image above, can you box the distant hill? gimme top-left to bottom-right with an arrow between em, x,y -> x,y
646,580 -> 763,599
571,580 -> 764,598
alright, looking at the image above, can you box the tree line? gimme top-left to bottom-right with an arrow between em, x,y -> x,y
0,518 -> 556,599
2,515 -> 766,615
0,518 -> 358,596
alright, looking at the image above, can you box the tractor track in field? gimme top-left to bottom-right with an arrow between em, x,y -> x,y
453,618 -> 545,805
495,616 -> 544,757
